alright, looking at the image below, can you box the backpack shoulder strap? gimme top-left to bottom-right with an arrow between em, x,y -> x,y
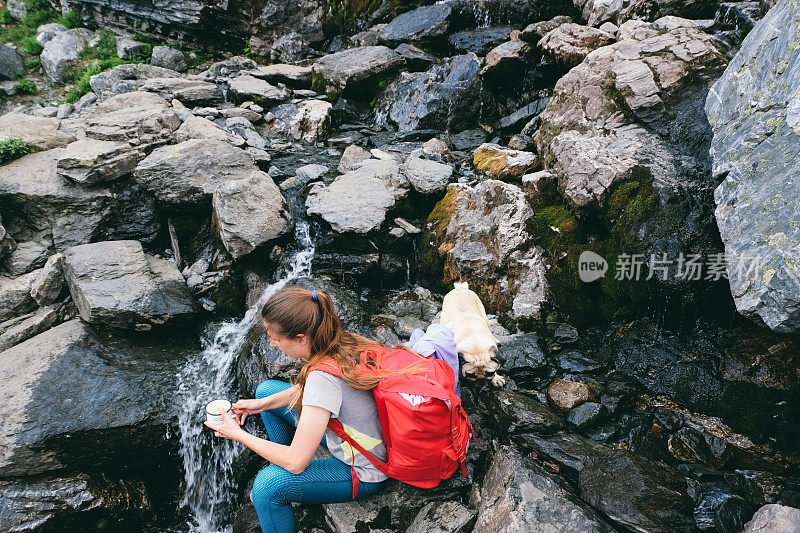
309,357 -> 342,377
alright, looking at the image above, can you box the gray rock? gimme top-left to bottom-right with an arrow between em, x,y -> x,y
378,3 -> 452,46
6,0 -> 26,20
337,144 -> 371,173
56,103 -> 73,119
481,39 -> 531,77
0,214 -> 14,260
0,270 -> 37,322
150,45 -> 187,72
89,63 -> 181,100
270,31 -> 309,63
575,0 -> 718,27
1,241 -> 48,276
520,15 -> 573,42
743,504 -> 800,532
0,318 -> 194,477
175,115 -> 245,146
41,29 -> 91,83
134,139 -> 257,207
0,43 -> 25,81
312,46 -> 404,94
486,390 -> 565,435
401,154 -> 453,194
305,158 -> 409,234
140,77 -> 223,106
394,42 -> 435,71
269,99 -> 332,142
0,305 -> 59,352
448,26 -> 512,55
220,106 -> 262,122
251,63 -> 312,87
115,36 -> 147,59
539,23 -> 616,67
62,240 -> 195,329
705,0 -> 800,333
227,74 -> 289,105
567,401 -> 606,428
29,253 -> 64,306
471,143 -> 538,180
406,500 -> 475,533
203,56 -> 257,77
375,53 -> 481,132
57,138 -> 145,184
85,101 -> 181,146
0,113 -> 76,150
35,23 -> 67,45
494,332 -> 547,387
212,171 -> 293,259
474,445 -> 613,532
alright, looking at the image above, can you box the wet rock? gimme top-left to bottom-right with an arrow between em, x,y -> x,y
470,143 -> 537,180
474,445 -> 614,532
743,504 -> 800,532
134,139 -> 257,207
305,158 -> 409,234
41,29 -> 92,83
378,3 -> 452,46
0,43 -> 25,81
482,39 -> 531,78
212,171 -> 293,259
175,114 -> 246,146
203,56 -> 257,77
406,500 -> 475,533
116,36 -> 147,59
56,138 -> 145,184
252,64 -> 312,88
539,23 -> 616,67
567,401 -> 606,428
0,270 -> 37,322
29,253 -> 64,306
375,53 -> 481,132
497,96 -> 550,132
0,113 -> 76,150
150,45 -> 187,72
62,240 -> 195,330
89,63 -> 181,100
486,390 -> 565,435
0,318 -> 195,477
494,333 -> 548,387
401,154 -> 453,194
547,379 -> 595,410
337,144 -> 372,173
269,100 -> 332,142
705,0 -> 800,333
520,15 -> 573,42
579,447 -> 696,531
394,43 -> 435,71
0,305 -> 59,352
555,351 -> 603,373
426,180 -> 549,321
140,77 -> 224,106
554,323 -> 579,344
575,0 -> 718,27
270,31 -> 309,63
448,26 -> 512,55
451,129 -> 487,152
312,46 -> 403,95
228,75 -> 289,106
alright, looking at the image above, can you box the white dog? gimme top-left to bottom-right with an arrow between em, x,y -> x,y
440,281 -> 505,387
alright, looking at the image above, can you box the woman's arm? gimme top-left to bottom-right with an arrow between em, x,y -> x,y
208,404 -> 330,475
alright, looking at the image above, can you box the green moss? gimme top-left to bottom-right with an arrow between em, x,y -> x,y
426,187 -> 460,238
0,138 -> 36,165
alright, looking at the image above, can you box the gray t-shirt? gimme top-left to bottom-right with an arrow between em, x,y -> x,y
302,370 -> 389,483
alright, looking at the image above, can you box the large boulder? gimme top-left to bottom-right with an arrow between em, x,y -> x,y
56,138 -> 145,184
575,0 -> 718,27
269,99 -> 332,143
0,318 -> 195,477
471,143 -> 538,180
0,43 -> 25,81
62,240 -> 195,330
0,269 -> 38,322
401,154 -> 453,194
312,46 -> 404,95
705,0 -> 800,333
0,149 -> 159,250
426,180 -> 549,321
175,114 -> 245,146
743,504 -> 800,532
89,63 -> 182,100
378,3 -> 452,46
41,29 -> 92,83
133,139 -> 257,207
251,64 -> 312,88
84,93 -> 181,147
474,445 -> 613,532
212,171 -> 293,259
0,114 -> 76,150
539,22 -> 616,67
375,53 -> 481,132
140,77 -> 224,107
305,158 -> 409,234
150,45 -> 187,72
227,75 -> 289,105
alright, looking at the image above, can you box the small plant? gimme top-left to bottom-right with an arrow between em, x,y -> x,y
20,35 -> 42,55
14,79 -> 36,94
63,64 -> 100,103
61,10 -> 82,28
25,57 -> 40,69
0,9 -> 14,24
0,138 -> 36,165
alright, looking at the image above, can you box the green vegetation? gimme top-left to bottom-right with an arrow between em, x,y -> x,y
14,79 -> 37,94
0,9 -> 13,25
0,138 -> 36,165
20,35 -> 42,55
61,10 -> 82,29
63,64 -> 99,103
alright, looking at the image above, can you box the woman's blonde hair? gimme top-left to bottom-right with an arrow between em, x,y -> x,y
261,285 -> 404,415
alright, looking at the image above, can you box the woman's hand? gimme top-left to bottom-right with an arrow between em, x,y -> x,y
204,408 -> 246,441
231,397 -> 268,426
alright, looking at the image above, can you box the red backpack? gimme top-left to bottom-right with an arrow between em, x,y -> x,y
310,344 -> 477,498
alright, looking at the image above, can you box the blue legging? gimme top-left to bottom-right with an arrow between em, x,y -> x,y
251,380 -> 386,533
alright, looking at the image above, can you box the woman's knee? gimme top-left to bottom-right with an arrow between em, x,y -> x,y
255,379 -> 291,400
252,465 -> 293,504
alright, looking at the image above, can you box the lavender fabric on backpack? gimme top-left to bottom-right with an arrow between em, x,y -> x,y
403,323 -> 460,398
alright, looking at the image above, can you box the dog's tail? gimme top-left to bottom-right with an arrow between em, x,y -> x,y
453,281 -> 469,290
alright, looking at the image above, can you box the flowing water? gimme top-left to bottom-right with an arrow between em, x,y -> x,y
174,220 -> 315,532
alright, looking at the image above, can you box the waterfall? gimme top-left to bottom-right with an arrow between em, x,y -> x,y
174,220 -> 314,532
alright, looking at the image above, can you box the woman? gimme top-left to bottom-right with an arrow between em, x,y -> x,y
205,285 -> 389,533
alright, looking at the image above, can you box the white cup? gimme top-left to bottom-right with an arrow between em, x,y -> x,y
206,399 -> 232,427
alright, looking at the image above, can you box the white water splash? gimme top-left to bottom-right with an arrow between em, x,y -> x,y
175,220 -> 314,532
